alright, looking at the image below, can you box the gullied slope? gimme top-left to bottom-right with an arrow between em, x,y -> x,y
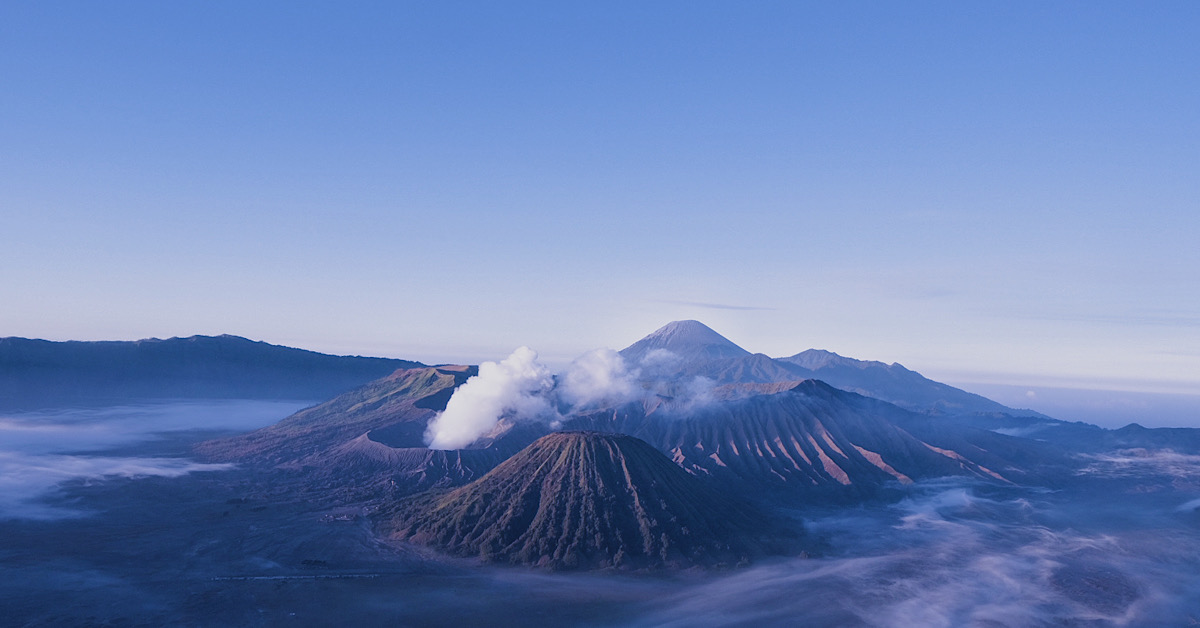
392,432 -> 773,570
566,381 -> 1017,494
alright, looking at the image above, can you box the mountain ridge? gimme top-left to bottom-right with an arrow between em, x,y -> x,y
0,334 -> 422,409
617,320 -> 1045,418
197,321 -> 1061,500
562,379 -> 1024,494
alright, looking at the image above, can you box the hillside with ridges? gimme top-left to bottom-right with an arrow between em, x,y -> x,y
565,381 -> 1021,494
196,365 -> 475,464
391,432 -> 780,570
193,365 -> 547,500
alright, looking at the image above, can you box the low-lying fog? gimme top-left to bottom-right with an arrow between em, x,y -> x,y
235,476 -> 1196,627
0,400 -> 310,519
625,481 -> 1200,626
4,401 -> 1200,626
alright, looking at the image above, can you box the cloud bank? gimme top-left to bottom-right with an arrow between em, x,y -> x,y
555,348 -> 638,408
0,452 -> 233,520
424,346 -> 721,449
623,481 -> 1200,627
425,347 -> 556,450
0,400 -> 301,519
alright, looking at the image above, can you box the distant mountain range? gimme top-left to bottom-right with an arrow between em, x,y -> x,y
195,321 -> 1100,499
625,320 -> 1044,417
193,320 -> 1124,567
15,322 -> 1194,571
0,335 -> 421,409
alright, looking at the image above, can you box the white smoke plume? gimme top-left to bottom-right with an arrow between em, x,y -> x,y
556,348 -> 638,409
676,375 -> 716,412
637,348 -> 683,378
425,347 -> 556,450
425,346 -> 728,449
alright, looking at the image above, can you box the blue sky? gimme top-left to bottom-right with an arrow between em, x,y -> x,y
2,2 -> 1198,405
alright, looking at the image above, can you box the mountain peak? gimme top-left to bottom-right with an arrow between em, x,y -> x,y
620,320 -> 750,364
781,348 -> 887,370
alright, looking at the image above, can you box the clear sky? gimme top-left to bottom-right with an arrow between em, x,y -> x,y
2,2 -> 1198,402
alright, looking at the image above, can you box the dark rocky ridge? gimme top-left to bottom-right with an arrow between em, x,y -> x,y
197,365 -> 474,464
0,335 -> 420,409
391,432 -> 779,570
196,365 -> 547,501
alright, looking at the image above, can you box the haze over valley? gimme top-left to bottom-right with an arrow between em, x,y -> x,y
4,322 -> 1200,625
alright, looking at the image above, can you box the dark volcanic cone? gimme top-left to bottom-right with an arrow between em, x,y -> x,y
391,431 -> 780,570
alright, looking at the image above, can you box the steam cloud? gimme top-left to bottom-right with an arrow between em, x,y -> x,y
556,348 -> 638,408
622,480 -> 1200,627
425,347 -> 556,450
6,399 -> 1200,624
424,346 -> 721,450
